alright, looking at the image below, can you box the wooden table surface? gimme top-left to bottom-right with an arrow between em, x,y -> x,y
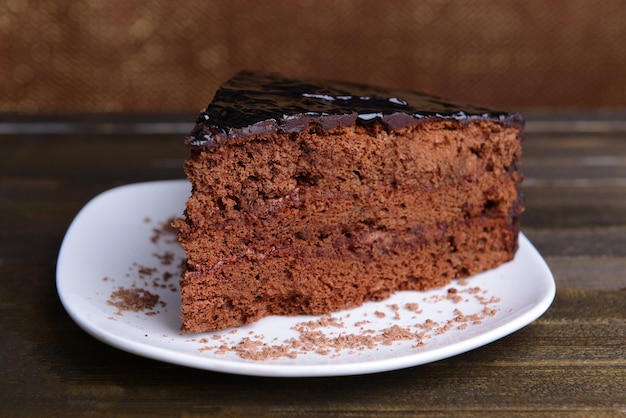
1,112 -> 624,417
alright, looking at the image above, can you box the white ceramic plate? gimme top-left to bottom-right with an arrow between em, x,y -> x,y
57,180 -> 555,377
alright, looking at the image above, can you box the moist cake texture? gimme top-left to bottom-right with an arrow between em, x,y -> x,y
175,71 -> 524,332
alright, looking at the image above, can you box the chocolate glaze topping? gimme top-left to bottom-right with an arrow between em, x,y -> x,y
185,71 -> 523,149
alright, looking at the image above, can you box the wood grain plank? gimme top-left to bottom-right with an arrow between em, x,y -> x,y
523,227 -> 626,258
544,257 -> 626,290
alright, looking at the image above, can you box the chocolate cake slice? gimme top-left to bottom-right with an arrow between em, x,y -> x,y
175,71 -> 524,332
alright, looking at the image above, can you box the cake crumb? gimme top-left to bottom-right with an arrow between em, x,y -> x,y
404,302 -> 420,312
102,216 -> 184,318
388,304 -> 401,320
150,217 -> 178,244
153,251 -> 175,266
446,287 -> 463,303
107,286 -> 160,314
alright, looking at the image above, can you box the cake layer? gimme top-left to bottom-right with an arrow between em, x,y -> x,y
179,216 -> 515,332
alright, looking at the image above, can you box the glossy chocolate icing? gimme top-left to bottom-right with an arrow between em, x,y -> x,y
185,71 -> 523,149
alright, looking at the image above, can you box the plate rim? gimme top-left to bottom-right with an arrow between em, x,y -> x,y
56,180 -> 556,377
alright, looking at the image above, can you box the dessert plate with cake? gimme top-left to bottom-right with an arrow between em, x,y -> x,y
57,72 -> 555,377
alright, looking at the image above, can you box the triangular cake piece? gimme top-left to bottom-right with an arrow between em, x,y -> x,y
175,71 -> 524,332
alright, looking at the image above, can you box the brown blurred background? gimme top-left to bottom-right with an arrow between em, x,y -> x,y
2,0 -> 625,114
